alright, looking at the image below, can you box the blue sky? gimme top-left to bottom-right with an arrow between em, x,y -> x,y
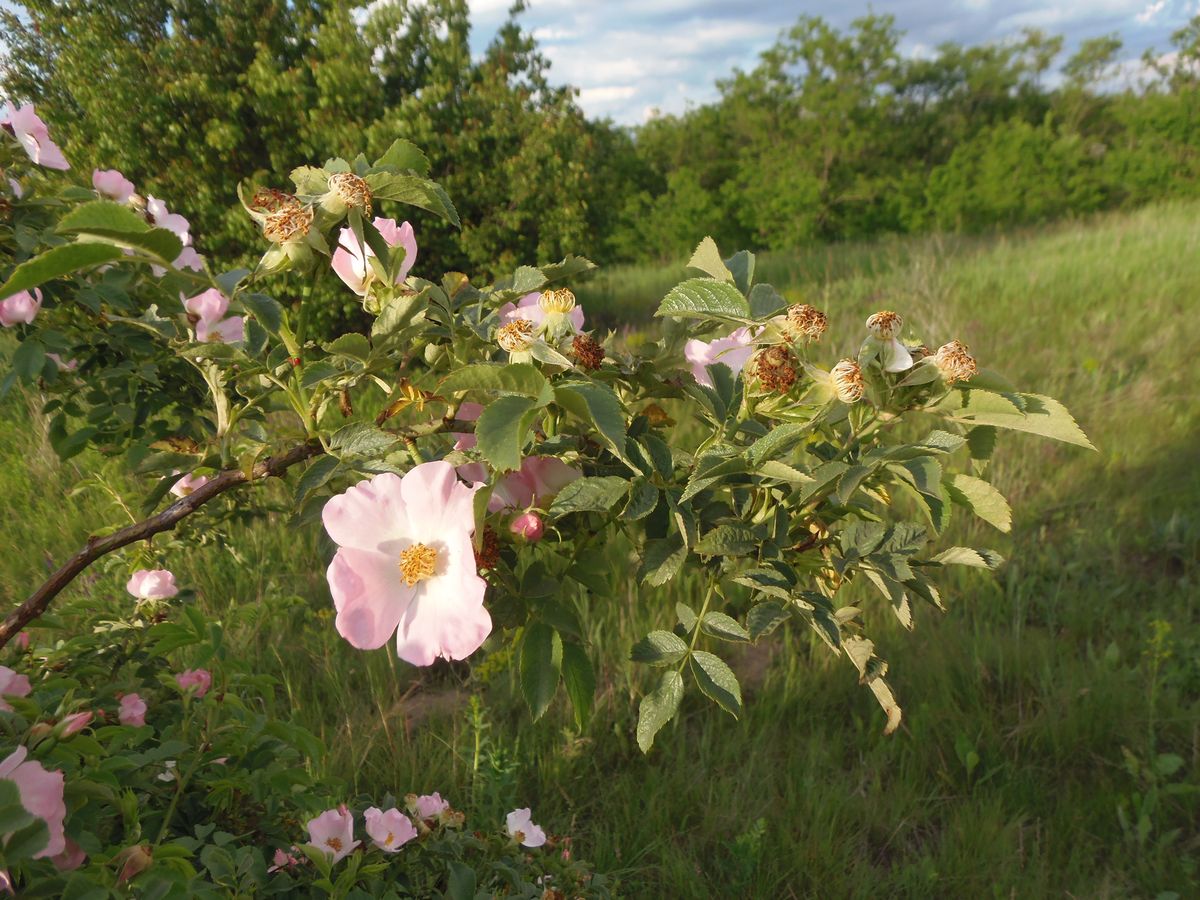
466,0 -> 1199,123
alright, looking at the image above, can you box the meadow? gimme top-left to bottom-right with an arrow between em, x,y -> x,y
2,202 -> 1197,897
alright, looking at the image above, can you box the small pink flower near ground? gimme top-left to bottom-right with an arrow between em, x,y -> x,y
170,471 -> 210,498
0,746 -> 67,858
56,711 -> 92,738
322,462 -> 492,666
410,792 -> 449,820
0,666 -> 32,712
126,569 -> 179,600
92,169 -> 135,203
268,847 -> 303,872
1,103 -> 69,170
364,806 -> 417,852
184,288 -> 244,343
498,292 -> 585,333
684,327 -> 757,387
331,217 -> 417,295
306,805 -> 360,864
510,512 -> 544,542
0,289 -> 42,327
175,669 -> 212,698
119,693 -> 147,726
52,836 -> 86,871
505,808 -> 547,848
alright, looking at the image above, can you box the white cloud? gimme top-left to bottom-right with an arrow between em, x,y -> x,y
1137,1 -> 1168,23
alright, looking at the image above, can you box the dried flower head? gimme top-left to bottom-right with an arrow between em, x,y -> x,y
866,310 -> 903,340
262,204 -> 314,244
752,345 -> 799,393
933,340 -> 978,384
328,172 -> 373,216
497,318 -> 536,353
250,188 -> 301,215
474,525 -> 501,572
571,333 -> 604,370
783,303 -> 828,341
538,288 -> 576,315
831,358 -> 865,403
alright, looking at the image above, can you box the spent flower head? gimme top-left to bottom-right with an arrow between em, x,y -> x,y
933,340 -> 978,384
831,358 -> 866,404
783,303 -> 828,341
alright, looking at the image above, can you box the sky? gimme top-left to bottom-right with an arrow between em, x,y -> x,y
465,0 -> 1200,124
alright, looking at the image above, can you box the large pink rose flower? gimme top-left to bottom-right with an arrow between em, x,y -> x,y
331,217 -> 417,295
1,103 -> 69,170
175,669 -> 212,698
0,289 -> 42,328
118,693 -> 147,727
498,292 -> 585,333
306,805 -> 359,864
0,666 -> 32,712
126,569 -> 179,600
505,807 -> 546,848
184,289 -> 243,343
0,746 -> 67,858
322,462 -> 491,666
92,169 -> 135,203
364,806 -> 417,852
684,327 -> 757,388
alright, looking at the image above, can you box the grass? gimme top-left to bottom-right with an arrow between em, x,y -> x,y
2,202 -> 1198,896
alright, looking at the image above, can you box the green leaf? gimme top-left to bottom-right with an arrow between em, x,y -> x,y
329,423 -> 399,457
294,454 -> 340,503
240,294 -> 283,335
725,250 -> 756,294
967,425 -> 997,461
676,602 -> 698,633
621,477 -> 659,521
747,601 -> 791,639
3,817 -> 49,862
640,534 -> 687,586
745,422 -> 809,469
323,332 -> 371,361
548,476 -> 628,517
520,623 -> 562,721
931,546 -> 1004,569
655,278 -> 750,320
690,651 -> 742,718
748,283 -> 787,319
0,783 -> 32,834
439,363 -> 551,401
561,643 -> 596,730
475,395 -> 539,472
364,173 -> 460,227
539,255 -> 597,284
695,524 -> 757,556
701,611 -> 751,643
553,381 -> 629,462
445,861 -> 477,900
630,630 -> 689,666
687,236 -> 733,282
944,473 -> 1012,532
373,139 -> 431,175
12,338 -> 46,380
636,670 -> 684,753
941,390 -> 1095,450
0,243 -> 124,299
57,200 -> 183,261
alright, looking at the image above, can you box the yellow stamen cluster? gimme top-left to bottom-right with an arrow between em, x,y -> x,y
328,172 -> 373,216
783,303 -> 828,341
866,310 -> 903,340
262,204 -> 314,244
752,345 -> 799,393
538,288 -> 576,315
326,837 -> 343,852
398,543 -> 438,586
933,340 -> 978,384
497,318 -> 536,352
831,358 -> 865,403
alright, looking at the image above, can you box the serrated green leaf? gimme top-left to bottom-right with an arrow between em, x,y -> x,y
323,332 -> 371,361
945,473 -> 1012,532
695,524 -> 757,556
539,255 -> 597,284
549,476 -> 628,517
748,282 -> 787,319
631,630 -> 689,666
747,601 -> 791,639
746,422 -> 810,468
561,642 -> 595,730
240,293 -> 283,335
637,670 -> 684,753
940,390 -> 1095,450
57,200 -> 183,262
364,173 -> 459,226
0,243 -> 124,299
931,546 -> 1004,569
690,651 -> 742,718
439,363 -> 551,400
687,236 -> 733,282
640,534 -> 687,586
554,381 -> 629,462
372,139 -> 431,175
656,277 -> 750,320
520,623 -> 562,720
725,250 -> 755,294
294,454 -> 340,503
329,423 -> 398,457
676,602 -> 698,633
701,611 -> 751,643
967,425 -> 997,461
475,395 -> 538,472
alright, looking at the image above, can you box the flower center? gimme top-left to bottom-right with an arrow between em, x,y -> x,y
384,832 -> 394,845
514,829 -> 526,843
326,837 -> 343,852
538,288 -> 576,315
866,310 -> 903,340
263,205 -> 314,244
497,319 -> 536,352
399,543 -> 439,586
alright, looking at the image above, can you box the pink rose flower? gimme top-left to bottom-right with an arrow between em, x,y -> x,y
0,289 -> 42,327
451,401 -> 484,451
459,456 -> 581,513
184,288 -> 243,343
505,807 -> 546,848
92,169 -> 135,203
306,805 -> 360,864
52,836 -> 86,871
267,847 -> 302,872
126,569 -> 179,600
412,792 -> 449,820
0,746 -> 67,858
56,711 -> 93,738
13,633 -> 29,651
175,669 -> 212,698
146,196 -> 191,244
1,103 -> 69,170
322,462 -> 492,666
173,246 -> 205,272
170,471 -> 210,498
119,693 -> 147,727
7,177 -> 22,198
498,292 -> 585,333
364,806 -> 417,853
684,327 -> 757,388
0,666 -> 32,713
331,217 -> 417,295
510,512 -> 544,542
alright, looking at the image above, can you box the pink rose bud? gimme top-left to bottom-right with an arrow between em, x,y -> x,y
13,633 -> 28,651
0,289 -> 42,327
52,836 -> 87,871
115,844 -> 152,883
118,693 -> 147,726
56,712 -> 93,738
174,669 -> 212,698
510,512 -> 544,542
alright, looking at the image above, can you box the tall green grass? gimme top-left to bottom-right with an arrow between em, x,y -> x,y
2,203 -> 1197,896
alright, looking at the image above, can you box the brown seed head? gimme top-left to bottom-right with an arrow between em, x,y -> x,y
475,526 -> 501,572
497,318 -> 536,352
831,358 -> 865,403
328,172 -> 373,216
866,310 -> 903,340
571,333 -> 604,370
752,345 -> 799,393
262,204 -> 313,244
783,303 -> 828,341
251,188 -> 301,215
933,340 -> 978,384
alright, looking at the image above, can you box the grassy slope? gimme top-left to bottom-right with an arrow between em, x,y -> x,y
2,203 -> 1198,896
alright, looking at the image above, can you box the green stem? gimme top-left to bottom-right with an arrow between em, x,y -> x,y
678,573 -> 719,675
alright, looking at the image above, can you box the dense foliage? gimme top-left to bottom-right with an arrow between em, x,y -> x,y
5,3 -> 1200,286
0,101 -> 1092,891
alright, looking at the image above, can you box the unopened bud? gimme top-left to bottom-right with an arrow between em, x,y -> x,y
510,512 -> 544,542
115,844 -> 153,884
55,711 -> 93,738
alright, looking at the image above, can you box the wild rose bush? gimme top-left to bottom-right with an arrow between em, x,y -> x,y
1,107 -> 1093,890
